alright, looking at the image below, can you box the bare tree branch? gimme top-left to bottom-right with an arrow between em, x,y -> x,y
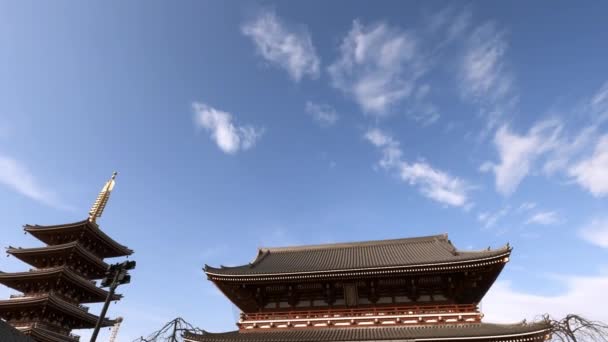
544,314 -> 608,342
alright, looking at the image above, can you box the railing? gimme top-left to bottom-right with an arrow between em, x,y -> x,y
238,304 -> 482,330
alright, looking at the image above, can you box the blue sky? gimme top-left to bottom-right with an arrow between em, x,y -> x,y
1,1 -> 607,340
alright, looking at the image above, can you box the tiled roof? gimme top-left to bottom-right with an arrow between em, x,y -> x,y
24,219 -> 133,258
0,319 -> 33,342
183,323 -> 550,342
7,242 -> 109,279
0,266 -> 121,303
205,235 -> 510,278
21,326 -> 79,342
0,294 -> 114,329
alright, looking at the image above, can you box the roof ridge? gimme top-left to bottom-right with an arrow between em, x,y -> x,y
260,234 -> 449,253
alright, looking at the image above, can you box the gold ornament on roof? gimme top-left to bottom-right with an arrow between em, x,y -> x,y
88,171 -> 117,223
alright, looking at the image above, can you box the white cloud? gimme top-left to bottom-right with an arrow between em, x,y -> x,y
365,129 -> 470,208
525,211 -> 559,225
364,128 -> 395,147
242,10 -> 319,82
483,275 -> 608,324
591,81 -> 608,122
478,207 -> 510,229
518,202 -> 537,212
0,154 -> 65,209
426,6 -> 472,42
459,21 -> 516,133
305,101 -> 339,127
482,120 -> 562,195
568,135 -> 608,197
579,217 -> 608,248
406,102 -> 441,126
399,161 -> 469,207
364,128 -> 402,169
461,22 -> 512,102
543,125 -> 597,175
193,102 -> 263,154
329,20 -> 425,115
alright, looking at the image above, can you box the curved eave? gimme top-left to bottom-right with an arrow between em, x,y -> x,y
205,249 -> 512,282
0,294 -> 114,328
183,322 -> 551,342
0,267 -> 121,302
6,242 -> 109,278
21,327 -> 78,342
24,219 -> 133,258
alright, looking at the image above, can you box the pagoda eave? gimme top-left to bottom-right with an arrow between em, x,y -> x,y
0,294 -> 114,330
0,267 -> 121,303
6,242 -> 109,279
19,326 -> 79,342
24,219 -> 133,258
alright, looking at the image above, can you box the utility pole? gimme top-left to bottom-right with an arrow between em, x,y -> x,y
90,260 -> 136,342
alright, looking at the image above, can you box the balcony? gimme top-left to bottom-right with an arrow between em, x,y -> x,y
238,304 -> 482,330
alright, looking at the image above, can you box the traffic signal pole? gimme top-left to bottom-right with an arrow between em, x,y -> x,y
90,261 -> 135,342
90,269 -> 119,342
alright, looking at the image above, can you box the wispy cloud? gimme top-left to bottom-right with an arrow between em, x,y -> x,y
477,206 -> 510,229
305,101 -> 339,127
579,217 -> 608,248
0,154 -> 68,209
568,135 -> 608,197
480,81 -> 608,197
426,6 -> 472,43
517,201 -> 537,212
329,20 -> 426,116
481,120 -> 562,195
365,128 -> 471,208
242,10 -> 320,82
193,102 -> 263,154
591,81 -> 608,123
459,21 -> 516,133
460,22 -> 512,102
525,211 -> 560,225
483,274 -> 608,323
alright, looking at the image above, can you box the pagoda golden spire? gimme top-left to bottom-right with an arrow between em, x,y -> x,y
88,171 -> 118,223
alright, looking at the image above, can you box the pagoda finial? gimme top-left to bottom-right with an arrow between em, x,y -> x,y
88,171 -> 118,223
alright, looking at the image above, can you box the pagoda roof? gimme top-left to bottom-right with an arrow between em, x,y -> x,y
0,294 -> 114,329
183,322 -> 550,342
6,242 -> 109,279
0,319 -> 34,342
19,326 -> 78,342
205,234 -> 511,281
24,219 -> 133,258
0,266 -> 121,303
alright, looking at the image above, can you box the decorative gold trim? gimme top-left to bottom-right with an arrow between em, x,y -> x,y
88,172 -> 117,223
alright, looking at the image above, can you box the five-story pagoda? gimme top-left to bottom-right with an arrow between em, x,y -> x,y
185,235 -> 550,342
0,173 -> 133,342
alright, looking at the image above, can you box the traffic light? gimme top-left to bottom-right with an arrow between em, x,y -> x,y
100,264 -> 119,287
117,270 -> 131,285
122,260 -> 136,270
100,276 -> 113,288
100,261 -> 136,287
